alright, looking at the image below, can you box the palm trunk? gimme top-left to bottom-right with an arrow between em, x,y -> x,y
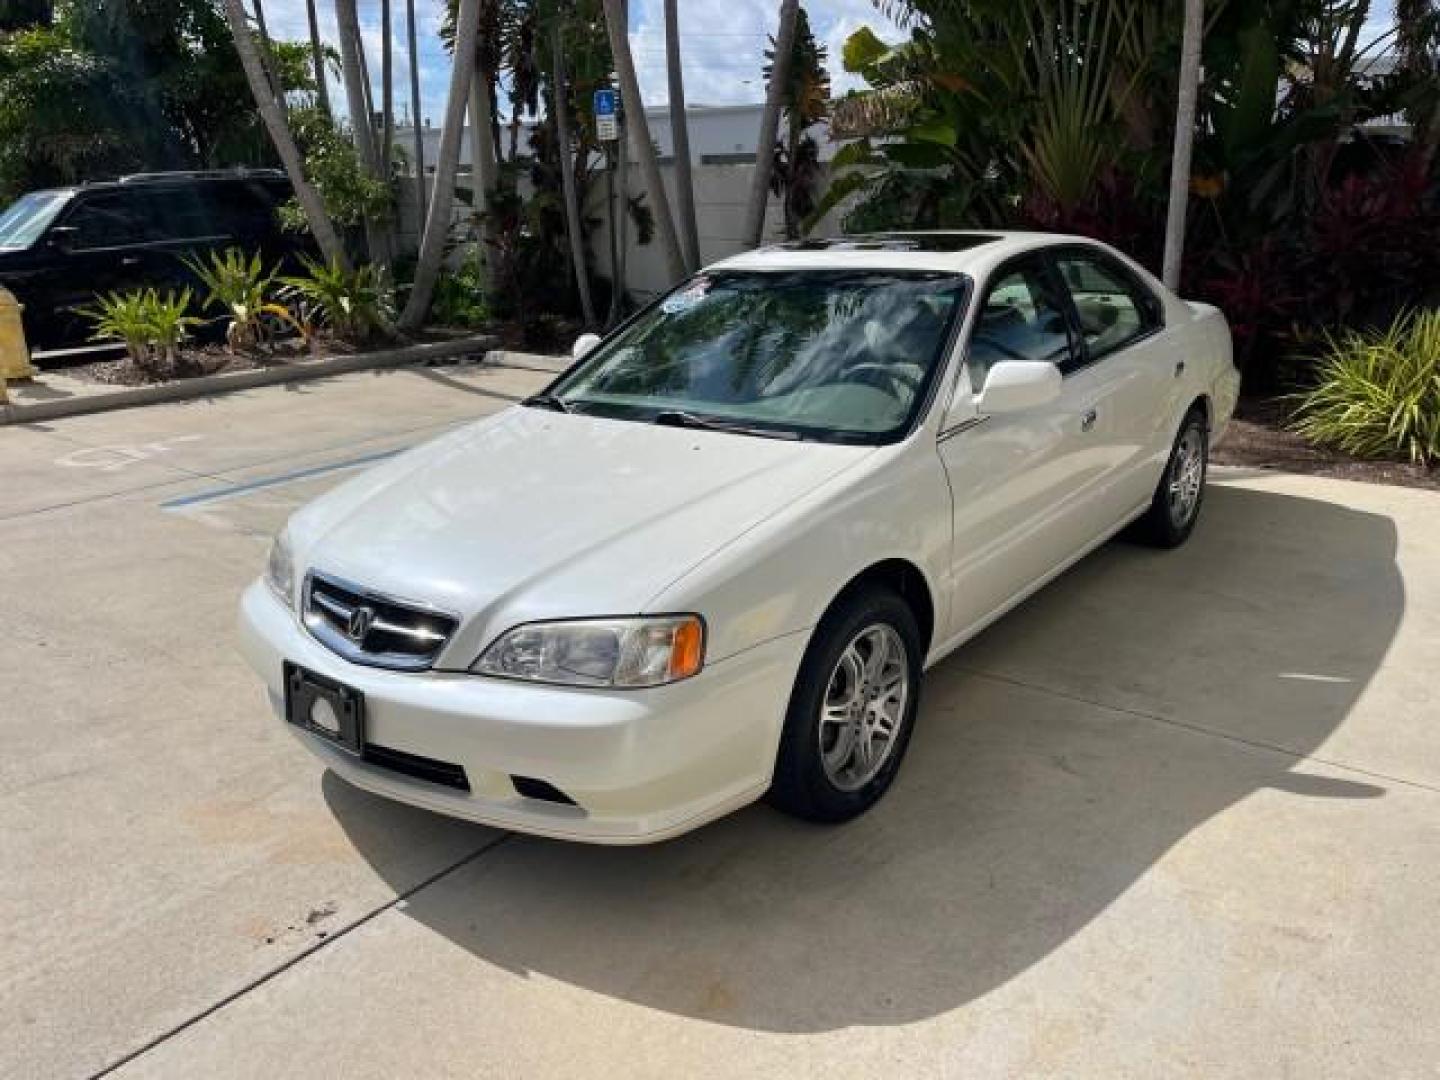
744,0 -> 799,248
335,0 -> 379,173
222,0 -> 349,268
609,132 -> 630,326
400,0 -> 481,329
552,24 -> 597,326
381,0 -> 394,176
406,0 -> 426,226
468,65 -> 500,290
664,0 -> 699,270
1161,0 -> 1204,290
251,0 -> 283,101
305,0 -> 332,118
335,0 -> 389,267
601,0 -> 686,284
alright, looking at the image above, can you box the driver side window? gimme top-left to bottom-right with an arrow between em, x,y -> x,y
967,259 -> 1073,392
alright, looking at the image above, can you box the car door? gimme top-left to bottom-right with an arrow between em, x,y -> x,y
935,253 -> 1102,644
42,190 -> 156,345
1048,247 -> 1177,532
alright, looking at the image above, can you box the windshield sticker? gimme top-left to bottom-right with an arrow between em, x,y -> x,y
662,279 -> 711,314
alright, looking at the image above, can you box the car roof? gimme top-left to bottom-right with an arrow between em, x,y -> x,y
710,230 -> 1110,276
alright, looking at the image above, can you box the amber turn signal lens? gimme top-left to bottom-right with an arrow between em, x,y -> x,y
668,617 -> 705,680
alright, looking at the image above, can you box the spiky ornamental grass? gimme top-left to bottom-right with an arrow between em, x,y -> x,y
1290,310 -> 1440,467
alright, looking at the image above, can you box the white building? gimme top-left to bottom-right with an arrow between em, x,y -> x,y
393,102 -> 836,172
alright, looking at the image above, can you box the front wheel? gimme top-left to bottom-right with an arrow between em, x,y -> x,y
1135,407 -> 1208,548
768,587 -> 923,823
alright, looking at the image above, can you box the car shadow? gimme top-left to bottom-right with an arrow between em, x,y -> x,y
323,482 -> 1401,1032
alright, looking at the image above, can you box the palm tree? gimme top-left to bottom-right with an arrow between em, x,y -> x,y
664,0 -> 698,270
1162,0 -> 1204,289
744,0 -> 799,248
406,0 -> 426,223
305,0 -> 332,119
335,0 -> 390,266
601,0 -> 686,284
552,19 -> 597,325
381,0 -> 394,177
400,0 -> 482,329
221,0 -> 349,268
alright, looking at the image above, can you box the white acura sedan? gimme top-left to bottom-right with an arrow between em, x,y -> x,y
239,232 -> 1237,843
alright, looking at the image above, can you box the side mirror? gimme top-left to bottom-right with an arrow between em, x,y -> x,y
977,361 -> 1062,414
46,225 -> 78,252
572,332 -> 602,360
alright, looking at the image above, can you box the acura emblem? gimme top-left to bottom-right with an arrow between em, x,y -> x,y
347,605 -> 376,642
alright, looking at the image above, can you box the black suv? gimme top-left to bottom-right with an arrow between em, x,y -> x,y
0,169 -> 307,350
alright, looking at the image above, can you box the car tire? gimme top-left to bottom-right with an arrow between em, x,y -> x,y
768,586 -> 924,823
1135,406 -> 1209,548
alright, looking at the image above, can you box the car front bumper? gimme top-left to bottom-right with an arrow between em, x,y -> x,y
237,581 -> 807,844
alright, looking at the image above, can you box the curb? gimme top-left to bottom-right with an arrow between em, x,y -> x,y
1,334 -> 498,427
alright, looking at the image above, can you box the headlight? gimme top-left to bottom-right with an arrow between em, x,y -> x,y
265,530 -> 296,609
473,615 -> 705,688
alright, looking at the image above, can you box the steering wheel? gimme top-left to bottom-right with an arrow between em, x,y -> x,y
970,334 -> 1031,364
838,362 -> 923,399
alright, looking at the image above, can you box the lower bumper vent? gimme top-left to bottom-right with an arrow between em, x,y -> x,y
510,775 -> 578,806
364,744 -> 470,792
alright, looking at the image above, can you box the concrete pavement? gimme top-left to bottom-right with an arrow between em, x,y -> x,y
1,367 -> 1437,1078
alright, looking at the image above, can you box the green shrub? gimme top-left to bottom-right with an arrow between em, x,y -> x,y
184,247 -> 286,352
430,253 -> 491,329
280,255 -> 394,344
81,290 -> 153,366
80,287 -> 199,375
1290,310 -> 1440,466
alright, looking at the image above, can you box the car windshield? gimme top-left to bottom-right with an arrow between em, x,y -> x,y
0,191 -> 70,250
547,269 -> 969,442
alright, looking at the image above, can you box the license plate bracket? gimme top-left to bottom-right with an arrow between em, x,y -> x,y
284,662 -> 365,756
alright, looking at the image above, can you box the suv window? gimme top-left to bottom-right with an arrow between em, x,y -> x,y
967,258 -> 1073,391
135,187 -> 220,242
1053,251 -> 1161,358
64,192 -> 152,249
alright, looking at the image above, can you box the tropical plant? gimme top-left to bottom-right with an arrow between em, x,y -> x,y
764,6 -> 830,239
81,290 -> 155,367
220,0 -> 350,269
746,0 -> 801,246
145,288 -> 201,367
1290,309 -> 1440,466
276,107 -> 394,238
281,255 -> 395,344
430,252 -> 492,328
400,0 -> 482,330
183,247 -> 287,351
81,288 -> 200,374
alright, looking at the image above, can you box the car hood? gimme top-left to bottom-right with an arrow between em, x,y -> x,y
289,406 -> 871,666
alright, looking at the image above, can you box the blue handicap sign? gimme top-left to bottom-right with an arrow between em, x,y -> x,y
594,89 -> 617,117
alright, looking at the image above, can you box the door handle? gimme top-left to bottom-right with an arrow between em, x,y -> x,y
1174,360 -> 1186,378
1080,408 -> 1098,433
121,256 -> 141,267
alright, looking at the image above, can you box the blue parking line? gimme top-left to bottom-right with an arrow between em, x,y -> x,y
160,447 -> 405,510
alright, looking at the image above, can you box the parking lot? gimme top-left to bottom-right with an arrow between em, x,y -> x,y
3,362 -> 1439,1078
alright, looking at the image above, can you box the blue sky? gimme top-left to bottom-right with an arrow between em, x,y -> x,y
264,0 -> 1398,127
263,0 -> 898,125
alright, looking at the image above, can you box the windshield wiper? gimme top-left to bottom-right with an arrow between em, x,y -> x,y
523,393 -> 573,413
652,410 -> 801,440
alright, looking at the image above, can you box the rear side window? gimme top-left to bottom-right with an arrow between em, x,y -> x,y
967,258 -> 1074,391
1053,251 -> 1162,358
64,193 -> 152,249
134,188 -> 219,243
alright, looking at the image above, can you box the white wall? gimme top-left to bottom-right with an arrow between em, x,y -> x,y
395,161 -> 852,299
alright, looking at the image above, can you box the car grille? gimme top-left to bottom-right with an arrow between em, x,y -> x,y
303,571 -> 458,671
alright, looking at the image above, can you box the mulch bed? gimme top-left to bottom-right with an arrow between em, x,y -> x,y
1213,397 -> 1440,492
67,339 -> 340,387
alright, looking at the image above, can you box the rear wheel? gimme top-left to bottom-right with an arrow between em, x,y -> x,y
1136,407 -> 1208,548
769,587 -> 923,823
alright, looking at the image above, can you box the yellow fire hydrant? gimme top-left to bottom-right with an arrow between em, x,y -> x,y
0,284 -> 37,404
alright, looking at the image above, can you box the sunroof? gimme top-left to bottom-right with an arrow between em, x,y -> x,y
774,233 -> 1002,253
